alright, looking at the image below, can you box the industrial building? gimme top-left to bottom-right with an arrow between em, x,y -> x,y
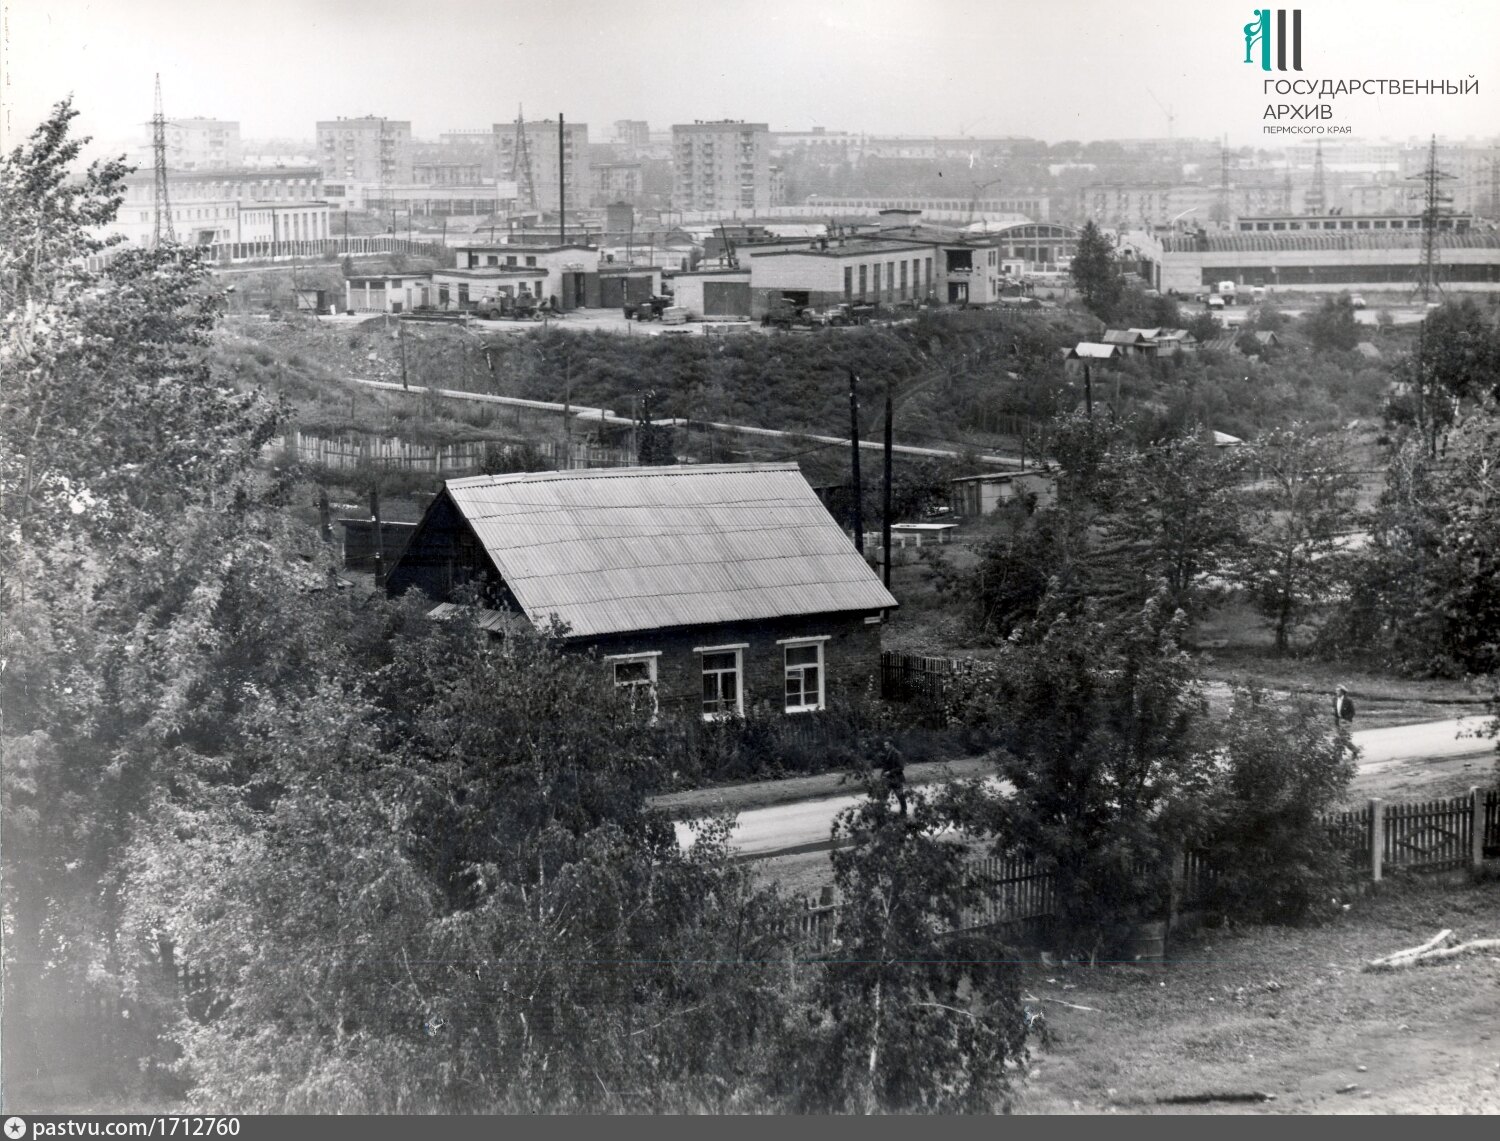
107,165 -> 327,246
1144,225 -> 1500,293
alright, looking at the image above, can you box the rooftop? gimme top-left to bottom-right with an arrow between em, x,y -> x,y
438,463 -> 897,639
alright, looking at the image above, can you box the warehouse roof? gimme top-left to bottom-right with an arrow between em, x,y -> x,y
436,463 -> 898,639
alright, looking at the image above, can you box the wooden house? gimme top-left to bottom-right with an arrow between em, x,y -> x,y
384,463 -> 898,720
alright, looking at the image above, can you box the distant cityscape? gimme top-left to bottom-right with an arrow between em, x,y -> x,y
94,99 -> 1500,320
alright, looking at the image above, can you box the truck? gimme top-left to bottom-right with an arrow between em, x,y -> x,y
624,295 -> 671,321
1216,280 -> 1238,305
476,294 -> 544,321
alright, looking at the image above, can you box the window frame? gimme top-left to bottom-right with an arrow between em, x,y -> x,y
695,642 -> 747,721
605,652 -> 660,718
778,635 -> 828,713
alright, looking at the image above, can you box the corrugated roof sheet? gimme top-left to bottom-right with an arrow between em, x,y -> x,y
443,463 -> 898,639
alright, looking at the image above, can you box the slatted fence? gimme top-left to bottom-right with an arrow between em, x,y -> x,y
1383,793 -> 1473,873
879,650 -> 976,702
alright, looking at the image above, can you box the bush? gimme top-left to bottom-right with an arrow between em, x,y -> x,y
1198,688 -> 1358,925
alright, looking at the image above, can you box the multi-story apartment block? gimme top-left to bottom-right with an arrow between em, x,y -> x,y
672,121 -> 771,214
159,118 -> 241,170
593,161 -> 644,205
613,120 -> 651,151
316,116 -> 413,185
493,118 -> 591,214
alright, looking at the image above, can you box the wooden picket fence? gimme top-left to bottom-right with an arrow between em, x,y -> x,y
793,787 -> 1500,951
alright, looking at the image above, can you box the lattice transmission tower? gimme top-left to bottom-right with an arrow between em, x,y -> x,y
511,106 -> 538,214
1408,135 -> 1455,302
150,74 -> 175,246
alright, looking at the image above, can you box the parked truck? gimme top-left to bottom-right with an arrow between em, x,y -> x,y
1216,280 -> 1238,305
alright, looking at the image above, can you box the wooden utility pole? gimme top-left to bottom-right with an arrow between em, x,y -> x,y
318,489 -> 334,546
849,370 -> 864,554
1083,363 -> 1094,418
370,486 -> 384,588
882,386 -> 894,588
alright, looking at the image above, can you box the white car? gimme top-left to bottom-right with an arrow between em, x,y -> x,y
1350,295 -> 1367,309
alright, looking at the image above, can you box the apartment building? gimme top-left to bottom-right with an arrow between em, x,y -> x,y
316,116 -> 413,185
494,118 -> 591,214
593,162 -> 644,206
159,118 -> 241,170
672,121 -> 771,214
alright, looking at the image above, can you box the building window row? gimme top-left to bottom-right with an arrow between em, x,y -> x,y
610,639 -> 828,720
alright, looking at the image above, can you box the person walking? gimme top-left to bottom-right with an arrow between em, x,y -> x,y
1333,685 -> 1356,725
878,739 -> 907,818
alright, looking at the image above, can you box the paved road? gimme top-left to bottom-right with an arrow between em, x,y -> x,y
675,716 -> 1494,860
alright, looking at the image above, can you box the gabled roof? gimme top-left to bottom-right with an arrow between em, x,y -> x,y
1069,342 -> 1124,359
1101,329 -> 1148,344
1253,330 -> 1282,345
1124,327 -> 1162,340
436,463 -> 898,639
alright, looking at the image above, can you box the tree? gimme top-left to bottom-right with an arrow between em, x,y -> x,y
1069,220 -> 1123,321
1333,417 -> 1500,676
1403,298 -> 1500,456
947,592 -> 1215,957
1199,687 -> 1359,924
1,100 -> 280,577
1102,432 -> 1249,616
127,611 -> 799,1112
1301,293 -> 1360,353
1240,424 -> 1360,653
780,779 -> 1026,1113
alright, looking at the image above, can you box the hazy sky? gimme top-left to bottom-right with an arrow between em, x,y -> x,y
3,0 -> 1497,152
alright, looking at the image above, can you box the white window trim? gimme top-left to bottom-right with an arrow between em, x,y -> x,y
606,652 -> 659,718
781,638 -> 826,713
699,646 -> 745,721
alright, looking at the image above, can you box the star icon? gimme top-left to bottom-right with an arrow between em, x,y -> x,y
4,1117 -> 27,1140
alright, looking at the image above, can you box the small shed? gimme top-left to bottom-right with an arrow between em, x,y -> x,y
948,469 -> 1058,517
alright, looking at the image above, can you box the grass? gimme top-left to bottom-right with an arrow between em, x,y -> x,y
1011,877 -> 1500,1114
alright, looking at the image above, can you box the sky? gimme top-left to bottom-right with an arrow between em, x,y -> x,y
3,0 -> 1497,153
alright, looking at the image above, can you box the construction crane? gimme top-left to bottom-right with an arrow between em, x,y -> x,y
1146,87 -> 1175,140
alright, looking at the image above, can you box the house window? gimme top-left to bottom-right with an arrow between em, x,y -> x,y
607,652 -> 659,717
525,256 -> 537,267
698,644 -> 746,719
780,638 -> 826,712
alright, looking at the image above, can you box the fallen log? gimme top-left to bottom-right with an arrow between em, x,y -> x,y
1158,1091 -> 1277,1104
1371,938 -> 1500,970
1365,929 -> 1453,971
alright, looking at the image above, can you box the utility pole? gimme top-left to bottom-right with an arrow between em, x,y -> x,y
1083,363 -> 1094,418
882,386 -> 894,589
150,74 -> 175,246
849,371 -> 864,555
370,486 -> 384,588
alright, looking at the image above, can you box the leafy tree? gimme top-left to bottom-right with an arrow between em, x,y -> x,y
1333,418 -> 1500,675
1198,687 -> 1358,925
947,592 -> 1214,958
1402,298 -> 1500,456
780,779 -> 1026,1113
128,612 -> 799,1112
1240,424 -> 1360,653
1301,293 -> 1360,353
1101,432 -> 1249,616
1069,220 -> 1123,321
